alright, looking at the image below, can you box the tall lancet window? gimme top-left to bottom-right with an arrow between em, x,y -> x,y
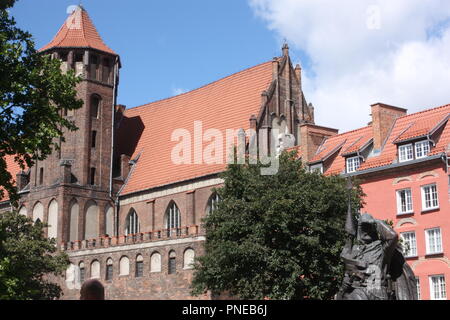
166,202 -> 181,236
125,209 -> 140,235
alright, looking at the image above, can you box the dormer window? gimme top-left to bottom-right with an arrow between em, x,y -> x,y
415,140 -> 430,159
398,144 -> 414,162
398,140 -> 430,163
346,156 -> 361,173
309,163 -> 323,174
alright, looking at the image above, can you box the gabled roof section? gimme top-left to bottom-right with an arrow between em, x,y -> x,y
40,6 -> 117,55
393,109 -> 449,144
309,126 -> 373,164
360,104 -> 450,171
118,61 -> 274,196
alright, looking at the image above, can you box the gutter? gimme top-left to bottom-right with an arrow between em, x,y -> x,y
342,153 -> 444,178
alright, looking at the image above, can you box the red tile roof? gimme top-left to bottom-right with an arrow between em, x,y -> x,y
310,126 -> 373,174
118,61 -> 274,196
360,104 -> 449,171
40,6 -> 116,55
0,155 -> 22,203
314,104 -> 450,175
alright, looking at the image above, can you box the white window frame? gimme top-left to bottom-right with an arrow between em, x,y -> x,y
415,140 -> 430,159
400,231 -> 417,258
421,184 -> 439,211
396,188 -> 413,215
125,210 -> 140,235
346,156 -> 361,173
425,228 -> 443,255
207,193 -> 221,215
310,163 -> 324,174
398,143 -> 414,162
429,275 -> 447,300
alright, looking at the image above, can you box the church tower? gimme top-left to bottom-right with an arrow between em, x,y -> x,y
19,6 -> 121,244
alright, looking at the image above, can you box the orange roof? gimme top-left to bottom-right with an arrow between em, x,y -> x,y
118,61 -> 274,196
40,6 -> 116,55
310,126 -> 373,174
360,104 -> 449,171
394,112 -> 449,143
315,104 -> 450,175
0,155 -> 22,203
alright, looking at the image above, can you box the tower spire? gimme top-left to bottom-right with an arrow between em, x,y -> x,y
40,5 -> 117,55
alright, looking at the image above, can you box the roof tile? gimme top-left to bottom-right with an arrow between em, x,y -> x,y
118,61 -> 274,195
40,6 -> 116,55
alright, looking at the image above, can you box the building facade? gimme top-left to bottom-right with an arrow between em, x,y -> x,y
0,6 -> 318,300
300,103 -> 450,300
1,6 -> 448,301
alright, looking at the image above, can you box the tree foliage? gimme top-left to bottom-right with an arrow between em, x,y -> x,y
191,151 -> 364,300
0,210 -> 70,300
0,0 -> 82,204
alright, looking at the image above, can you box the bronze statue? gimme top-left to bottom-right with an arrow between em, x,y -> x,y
337,204 -> 417,300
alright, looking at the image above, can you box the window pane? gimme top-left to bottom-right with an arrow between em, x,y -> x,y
136,261 -> 143,277
423,185 -> 439,210
346,157 -> 360,173
430,275 -> 447,300
397,189 -> 413,214
426,228 -> 442,254
400,232 -> 417,257
399,144 -> 413,162
168,257 -> 176,274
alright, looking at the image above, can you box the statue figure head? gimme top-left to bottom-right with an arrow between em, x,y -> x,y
357,213 -> 378,244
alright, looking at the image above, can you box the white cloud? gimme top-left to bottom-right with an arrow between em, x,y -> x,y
249,0 -> 450,131
172,87 -> 189,96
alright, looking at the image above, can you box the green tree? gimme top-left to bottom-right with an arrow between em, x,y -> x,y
191,151 -> 364,300
0,210 -> 70,300
0,0 -> 82,205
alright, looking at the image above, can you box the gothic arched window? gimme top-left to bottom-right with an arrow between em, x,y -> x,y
206,193 -> 221,215
47,199 -> 58,239
90,96 -> 100,118
135,254 -> 144,278
165,202 -> 181,236
105,258 -> 113,281
168,251 -> 176,275
125,209 -> 140,235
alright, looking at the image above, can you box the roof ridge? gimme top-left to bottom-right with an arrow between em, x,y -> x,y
126,60 -> 273,113
327,125 -> 372,139
399,103 -> 450,120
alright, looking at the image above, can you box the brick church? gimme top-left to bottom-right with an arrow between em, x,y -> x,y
2,6 -> 449,300
0,6 -> 316,299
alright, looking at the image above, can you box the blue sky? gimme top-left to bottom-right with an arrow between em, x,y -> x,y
10,0 -> 301,109
10,1 -> 450,131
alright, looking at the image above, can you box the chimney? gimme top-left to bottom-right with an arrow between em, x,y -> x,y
299,124 -> 339,162
371,103 -> 407,151
16,171 -> 29,191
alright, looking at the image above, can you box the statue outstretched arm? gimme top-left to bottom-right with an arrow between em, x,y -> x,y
375,220 -> 399,253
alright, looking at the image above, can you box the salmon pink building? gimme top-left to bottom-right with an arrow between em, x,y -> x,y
300,103 -> 450,300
